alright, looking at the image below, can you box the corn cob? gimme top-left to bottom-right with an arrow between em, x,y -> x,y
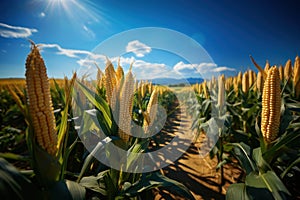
278,65 -> 284,81
202,80 -> 209,98
294,56 -> 300,98
233,76 -> 239,95
252,71 -> 257,91
207,80 -> 212,92
116,64 -> 124,83
237,72 -> 243,90
96,66 -> 104,88
144,89 -> 158,134
148,82 -> 153,94
284,59 -> 292,81
294,56 -> 300,83
261,66 -> 281,145
104,60 -> 117,105
218,75 -> 225,109
225,77 -> 232,91
198,83 -> 202,94
242,71 -> 249,93
211,76 -> 216,88
25,43 -> 57,155
141,82 -> 148,98
256,71 -> 264,93
248,70 -> 254,88
118,68 -> 135,142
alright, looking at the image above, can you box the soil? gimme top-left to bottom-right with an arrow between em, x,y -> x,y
151,105 -> 242,200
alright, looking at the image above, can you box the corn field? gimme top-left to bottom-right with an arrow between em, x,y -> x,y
0,43 -> 299,200
189,56 -> 300,199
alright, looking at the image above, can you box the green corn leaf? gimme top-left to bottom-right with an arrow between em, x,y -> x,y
226,183 -> 250,200
75,80 -> 112,128
245,171 -> 291,199
119,172 -> 195,200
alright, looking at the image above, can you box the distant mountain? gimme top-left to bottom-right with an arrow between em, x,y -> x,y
144,77 -> 204,85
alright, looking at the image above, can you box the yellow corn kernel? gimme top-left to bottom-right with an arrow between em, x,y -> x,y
118,68 -> 135,142
284,59 -> 292,81
144,89 -> 158,134
293,56 -> 300,86
25,43 -> 57,155
202,80 -> 209,98
237,72 -> 242,86
242,71 -> 249,93
218,75 -> 225,109
104,60 -> 117,105
294,56 -> 300,98
116,64 -> 124,83
278,65 -> 284,81
248,70 -> 254,88
256,71 -> 264,93
233,76 -> 239,95
261,66 -> 281,145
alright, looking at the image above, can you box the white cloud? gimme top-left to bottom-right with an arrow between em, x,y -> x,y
132,60 -> 178,79
0,23 -> 38,38
77,59 -> 96,67
39,12 -> 46,18
110,56 -> 135,66
39,43 -> 105,60
211,66 -> 236,72
126,40 -> 151,57
173,61 -> 235,75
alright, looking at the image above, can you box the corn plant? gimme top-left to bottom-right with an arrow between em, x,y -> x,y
0,42 -> 85,199
71,61 -> 195,199
226,64 -> 297,199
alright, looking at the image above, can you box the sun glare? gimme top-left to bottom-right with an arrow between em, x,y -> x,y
44,0 -> 101,24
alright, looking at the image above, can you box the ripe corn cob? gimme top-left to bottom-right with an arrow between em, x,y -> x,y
105,60 -> 117,105
278,65 -> 284,81
242,71 -> 249,93
248,70 -> 254,88
198,83 -> 202,94
218,75 -> 225,109
294,56 -> 300,98
256,71 -> 264,93
261,66 -> 281,145
144,89 -> 158,134
116,64 -> 124,83
293,56 -> 300,85
211,76 -> 216,88
252,71 -> 257,91
25,44 -> 57,155
225,77 -> 232,91
233,76 -> 239,95
118,68 -> 135,142
237,72 -> 242,86
284,59 -> 292,81
96,66 -> 104,87
202,81 -> 209,98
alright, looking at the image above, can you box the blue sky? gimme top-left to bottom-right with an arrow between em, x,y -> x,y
0,0 -> 300,79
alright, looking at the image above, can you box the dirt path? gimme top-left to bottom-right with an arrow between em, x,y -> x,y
152,105 -> 241,200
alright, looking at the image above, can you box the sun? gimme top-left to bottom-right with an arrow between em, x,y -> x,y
46,0 -> 72,13
44,0 -> 101,23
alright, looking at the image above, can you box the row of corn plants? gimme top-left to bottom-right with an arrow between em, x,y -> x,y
0,42 -> 195,199
188,55 -> 300,199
